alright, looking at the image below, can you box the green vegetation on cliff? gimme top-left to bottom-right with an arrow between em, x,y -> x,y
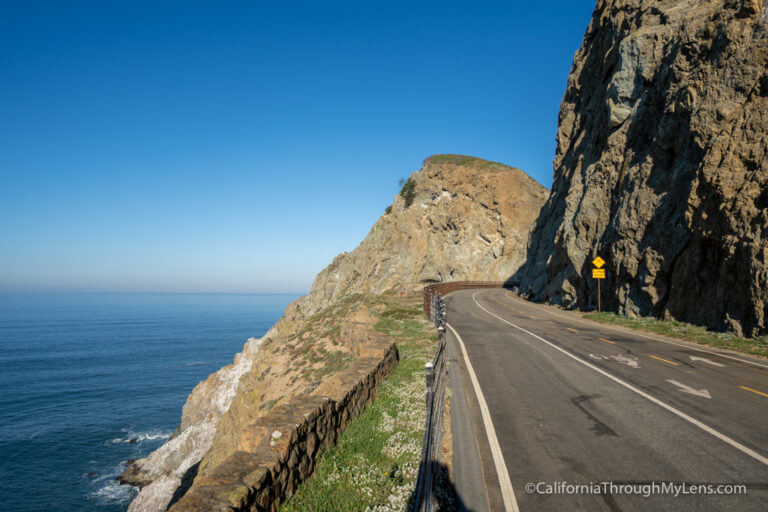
282,293 -> 435,511
399,177 -> 416,208
425,154 -> 519,173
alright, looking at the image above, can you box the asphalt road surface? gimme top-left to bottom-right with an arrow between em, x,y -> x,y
445,288 -> 768,511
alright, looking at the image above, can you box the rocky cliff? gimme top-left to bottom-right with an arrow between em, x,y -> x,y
121,155 -> 546,511
121,298 -> 387,512
516,0 -> 768,336
303,155 -> 548,315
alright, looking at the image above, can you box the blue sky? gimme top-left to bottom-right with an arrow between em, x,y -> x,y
0,1 -> 595,293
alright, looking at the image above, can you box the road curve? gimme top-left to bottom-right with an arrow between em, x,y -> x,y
445,288 -> 768,511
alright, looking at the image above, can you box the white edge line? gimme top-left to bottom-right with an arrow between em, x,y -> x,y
503,293 -> 768,370
471,291 -> 768,467
446,322 -> 520,512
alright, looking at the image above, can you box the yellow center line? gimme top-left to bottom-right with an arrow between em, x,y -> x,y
649,355 -> 679,366
528,315 -> 536,319
566,327 -> 578,333
599,338 -> 616,345
546,320 -> 554,325
739,386 -> 768,398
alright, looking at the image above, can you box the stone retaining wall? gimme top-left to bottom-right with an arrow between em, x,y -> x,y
169,335 -> 398,512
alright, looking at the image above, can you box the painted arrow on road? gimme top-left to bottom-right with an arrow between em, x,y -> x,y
667,379 -> 712,399
588,353 -> 639,368
690,356 -> 725,367
611,355 -> 639,368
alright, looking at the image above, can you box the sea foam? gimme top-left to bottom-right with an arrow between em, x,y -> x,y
110,430 -> 172,444
92,479 -> 138,504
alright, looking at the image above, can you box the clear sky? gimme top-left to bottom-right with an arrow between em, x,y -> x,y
0,1 -> 595,293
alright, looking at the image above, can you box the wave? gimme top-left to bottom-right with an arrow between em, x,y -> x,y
184,361 -> 211,366
88,462 -> 138,505
91,479 -> 138,504
110,429 -> 172,444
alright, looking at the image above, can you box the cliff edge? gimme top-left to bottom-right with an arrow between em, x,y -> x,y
516,0 -> 768,336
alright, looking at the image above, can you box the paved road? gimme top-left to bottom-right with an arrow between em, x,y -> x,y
445,288 -> 768,511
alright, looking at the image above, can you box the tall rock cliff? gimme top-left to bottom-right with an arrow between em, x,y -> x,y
121,155 -> 546,511
516,0 -> 768,336
303,155 -> 548,315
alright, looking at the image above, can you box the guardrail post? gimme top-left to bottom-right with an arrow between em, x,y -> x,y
417,281 -> 509,511
430,292 -> 436,325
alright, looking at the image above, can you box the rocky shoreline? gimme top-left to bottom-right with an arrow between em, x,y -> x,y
120,332 -> 267,510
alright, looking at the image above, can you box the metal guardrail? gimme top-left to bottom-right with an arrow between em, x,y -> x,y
414,288 -> 447,512
414,282 -> 506,511
423,281 -> 506,321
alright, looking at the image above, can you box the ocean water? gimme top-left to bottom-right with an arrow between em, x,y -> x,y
0,292 -> 298,512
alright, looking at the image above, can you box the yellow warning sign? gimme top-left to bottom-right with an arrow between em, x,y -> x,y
592,256 -> 606,268
592,268 -> 606,279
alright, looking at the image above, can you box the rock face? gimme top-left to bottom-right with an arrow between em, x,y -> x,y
122,154 -> 546,511
121,299 -> 373,512
516,0 -> 768,336
303,154 -> 548,315
170,336 -> 398,512
120,334 -> 266,511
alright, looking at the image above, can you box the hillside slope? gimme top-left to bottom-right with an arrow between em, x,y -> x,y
121,155 -> 546,511
516,0 -> 768,336
303,155 -> 548,315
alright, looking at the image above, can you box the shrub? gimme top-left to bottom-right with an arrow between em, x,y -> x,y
399,177 -> 416,208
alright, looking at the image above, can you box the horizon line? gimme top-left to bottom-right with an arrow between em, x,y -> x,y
0,289 -> 309,295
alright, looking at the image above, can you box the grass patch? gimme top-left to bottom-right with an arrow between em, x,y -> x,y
263,397 -> 281,411
380,305 -> 423,321
424,154 -> 516,173
282,295 -> 435,511
583,312 -> 768,358
311,350 -> 357,380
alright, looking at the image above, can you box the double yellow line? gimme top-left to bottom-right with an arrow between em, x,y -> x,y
739,386 -> 768,398
649,354 -> 679,366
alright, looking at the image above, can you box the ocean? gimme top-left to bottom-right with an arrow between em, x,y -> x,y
0,292 -> 298,512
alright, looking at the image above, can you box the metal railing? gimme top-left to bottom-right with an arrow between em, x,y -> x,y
414,289 -> 447,512
423,281 -> 506,321
414,282 -> 507,511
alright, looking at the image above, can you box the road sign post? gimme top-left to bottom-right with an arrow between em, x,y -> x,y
592,257 -> 606,312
